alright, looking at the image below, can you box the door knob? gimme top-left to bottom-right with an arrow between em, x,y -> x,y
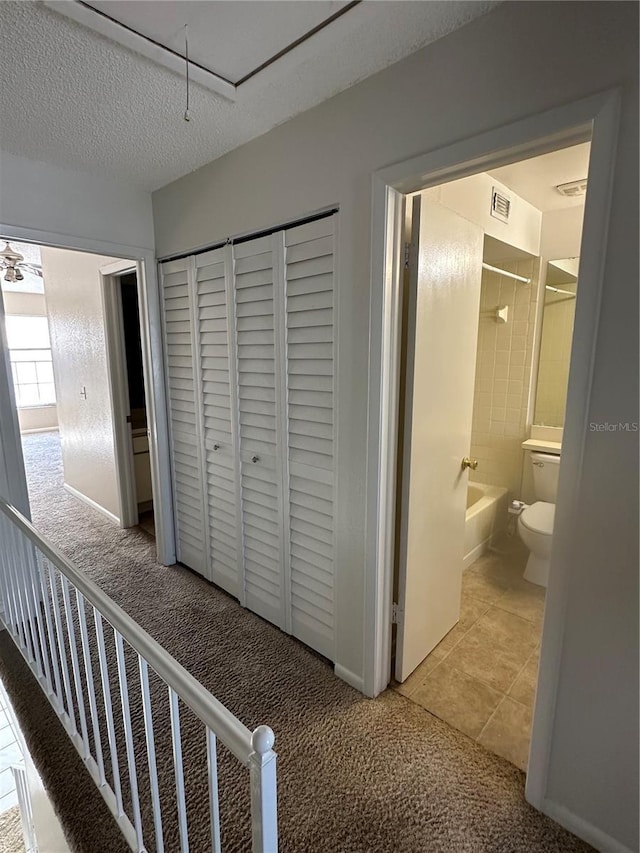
461,457 -> 478,471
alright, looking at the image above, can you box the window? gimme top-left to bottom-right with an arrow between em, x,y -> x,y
5,315 -> 56,407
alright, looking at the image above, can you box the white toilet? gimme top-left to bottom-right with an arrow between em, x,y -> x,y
518,451 -> 560,587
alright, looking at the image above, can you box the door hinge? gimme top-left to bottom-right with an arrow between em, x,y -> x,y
403,242 -> 412,269
391,603 -> 403,624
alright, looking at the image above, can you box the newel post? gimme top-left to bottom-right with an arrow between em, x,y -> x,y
249,725 -> 278,852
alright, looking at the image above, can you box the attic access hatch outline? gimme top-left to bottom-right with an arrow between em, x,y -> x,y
44,0 -> 362,101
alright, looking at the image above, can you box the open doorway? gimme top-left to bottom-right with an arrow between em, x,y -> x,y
0,241 -> 157,550
390,142 -> 589,770
119,272 -> 155,536
102,263 -> 155,537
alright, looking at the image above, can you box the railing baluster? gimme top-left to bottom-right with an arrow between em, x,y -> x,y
76,591 -> 106,785
169,687 -> 189,853
94,611 -> 124,818
18,534 -> 44,677
49,568 -> 77,734
0,519 -> 18,636
207,729 -> 222,853
23,539 -> 51,689
38,557 -> 64,709
115,630 -> 144,851
249,727 -> 278,853
6,525 -> 30,653
1,499 -> 280,853
140,658 -> 164,853
61,576 -> 90,758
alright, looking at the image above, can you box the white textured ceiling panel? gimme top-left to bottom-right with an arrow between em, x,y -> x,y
84,0 -> 352,83
0,1 -> 499,190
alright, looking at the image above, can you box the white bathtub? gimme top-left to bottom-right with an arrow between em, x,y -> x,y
463,482 -> 509,569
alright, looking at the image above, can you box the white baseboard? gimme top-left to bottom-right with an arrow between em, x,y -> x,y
541,798 -> 635,853
334,663 -> 365,694
463,537 -> 489,570
63,483 -> 120,526
463,523 -> 510,570
20,426 -> 60,435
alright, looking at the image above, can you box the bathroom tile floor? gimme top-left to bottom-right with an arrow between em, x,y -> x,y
392,534 -> 546,771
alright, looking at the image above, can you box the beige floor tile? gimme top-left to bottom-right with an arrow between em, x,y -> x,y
428,594 -> 491,656
411,661 -> 503,739
393,647 -> 447,697
460,594 -> 492,627
496,580 -> 546,626
444,608 -> 538,693
467,554 -> 520,586
431,622 -> 467,655
394,596 -> 492,696
461,570 -> 509,604
472,607 -> 539,654
509,652 -> 540,707
478,696 -> 533,770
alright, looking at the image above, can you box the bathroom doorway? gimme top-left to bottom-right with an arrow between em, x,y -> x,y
390,141 -> 590,770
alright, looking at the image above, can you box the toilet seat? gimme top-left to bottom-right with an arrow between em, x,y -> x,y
520,501 -> 555,536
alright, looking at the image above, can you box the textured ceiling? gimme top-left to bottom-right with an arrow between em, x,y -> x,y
0,1 -> 499,191
83,0 -> 353,84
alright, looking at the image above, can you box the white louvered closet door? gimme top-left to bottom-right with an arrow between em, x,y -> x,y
233,235 -> 288,630
283,216 -> 336,660
161,258 -> 207,575
194,247 -> 242,597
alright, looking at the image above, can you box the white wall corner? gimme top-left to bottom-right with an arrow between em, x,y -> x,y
63,482 -> 120,526
539,799 -> 637,853
333,663 -> 366,695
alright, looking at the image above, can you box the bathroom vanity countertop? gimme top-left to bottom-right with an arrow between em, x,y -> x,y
521,438 -> 562,454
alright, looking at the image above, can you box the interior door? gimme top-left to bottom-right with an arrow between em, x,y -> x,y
395,195 -> 483,682
284,215 -> 337,661
195,246 -> 242,596
161,257 -> 207,575
233,234 -> 288,631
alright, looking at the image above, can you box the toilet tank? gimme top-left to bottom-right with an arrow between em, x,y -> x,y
530,452 -> 561,502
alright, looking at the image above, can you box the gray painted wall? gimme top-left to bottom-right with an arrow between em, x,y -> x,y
152,3 -> 639,849
0,153 -> 155,512
0,152 -> 155,251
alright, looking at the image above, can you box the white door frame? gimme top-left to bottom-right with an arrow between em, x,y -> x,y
100,259 -> 139,529
364,89 -> 620,807
0,224 -> 176,566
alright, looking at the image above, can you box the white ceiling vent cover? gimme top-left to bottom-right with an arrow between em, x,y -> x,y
556,179 -> 588,198
490,187 -> 511,223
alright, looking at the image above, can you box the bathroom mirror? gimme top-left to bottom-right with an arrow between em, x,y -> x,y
533,258 -> 578,427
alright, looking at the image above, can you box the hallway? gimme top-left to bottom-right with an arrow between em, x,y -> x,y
0,431 -> 592,852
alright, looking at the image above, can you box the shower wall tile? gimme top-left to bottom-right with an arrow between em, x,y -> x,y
469,258 -> 540,497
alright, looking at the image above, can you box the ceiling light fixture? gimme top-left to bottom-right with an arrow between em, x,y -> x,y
0,242 -> 42,282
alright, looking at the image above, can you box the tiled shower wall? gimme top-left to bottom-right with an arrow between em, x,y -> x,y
469,258 -> 540,497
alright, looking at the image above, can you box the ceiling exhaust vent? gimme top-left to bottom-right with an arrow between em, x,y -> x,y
490,187 -> 511,223
556,179 -> 588,198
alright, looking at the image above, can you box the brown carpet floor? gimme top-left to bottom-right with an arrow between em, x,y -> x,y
0,431 -> 593,852
0,805 -> 25,853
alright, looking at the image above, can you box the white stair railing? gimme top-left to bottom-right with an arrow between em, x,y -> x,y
0,499 -> 278,853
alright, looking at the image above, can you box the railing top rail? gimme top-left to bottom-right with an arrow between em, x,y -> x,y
0,499 -> 256,764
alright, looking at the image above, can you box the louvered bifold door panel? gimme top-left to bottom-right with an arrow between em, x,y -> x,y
233,235 -> 286,629
161,258 -> 207,574
195,247 -> 242,597
284,215 -> 336,660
